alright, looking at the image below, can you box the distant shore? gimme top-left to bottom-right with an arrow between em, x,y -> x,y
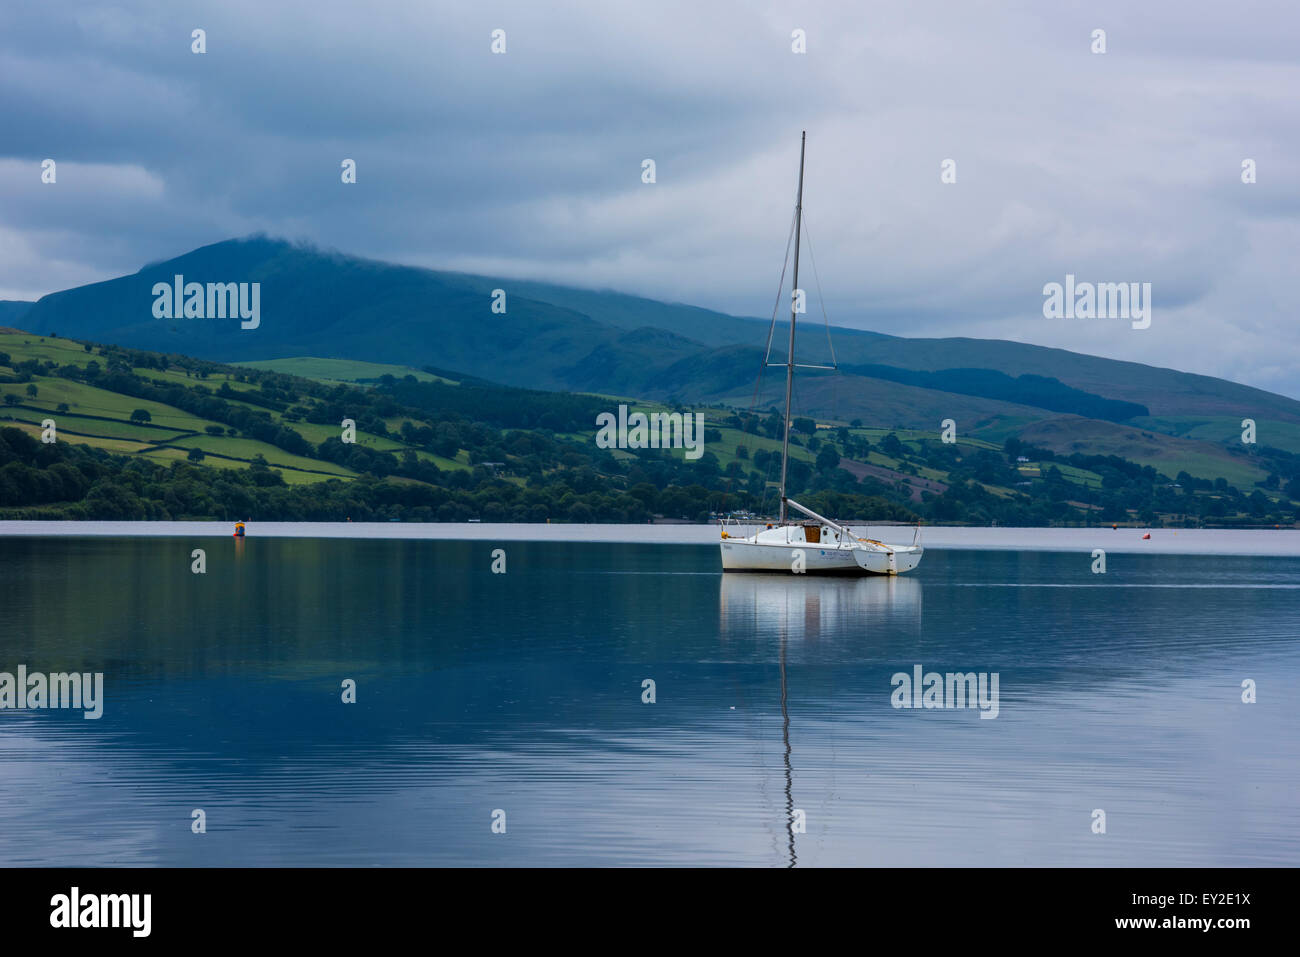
2,521 -> 1298,556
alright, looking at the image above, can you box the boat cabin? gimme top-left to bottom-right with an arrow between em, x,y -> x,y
754,521 -> 847,547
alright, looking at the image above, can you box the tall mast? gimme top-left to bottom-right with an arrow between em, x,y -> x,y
779,131 -> 806,524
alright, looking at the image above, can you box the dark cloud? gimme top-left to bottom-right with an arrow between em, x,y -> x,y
1,0 -> 1296,395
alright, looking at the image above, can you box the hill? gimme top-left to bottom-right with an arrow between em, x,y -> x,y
0,301 -> 33,326
1,331 -> 1296,526
15,236 -> 1300,487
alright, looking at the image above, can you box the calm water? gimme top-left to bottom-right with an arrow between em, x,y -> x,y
6,521 -> 1300,557
1,537 -> 1297,866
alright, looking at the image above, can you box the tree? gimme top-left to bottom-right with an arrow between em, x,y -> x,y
816,445 -> 841,472
3,394 -> 18,406
25,384 -> 38,398
56,403 -> 69,413
187,447 -> 206,463
130,409 -> 152,423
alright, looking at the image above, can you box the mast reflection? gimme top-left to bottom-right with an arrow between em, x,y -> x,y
719,574 -> 923,865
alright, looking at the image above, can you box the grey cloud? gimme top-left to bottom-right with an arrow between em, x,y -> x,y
0,0 -> 1296,395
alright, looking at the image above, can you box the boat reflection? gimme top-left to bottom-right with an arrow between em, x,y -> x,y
718,573 -> 922,866
719,572 -> 923,642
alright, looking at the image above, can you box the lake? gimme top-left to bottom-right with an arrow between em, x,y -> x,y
1,534 -> 1297,866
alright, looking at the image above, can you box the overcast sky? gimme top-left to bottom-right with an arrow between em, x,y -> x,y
1,0 -> 1296,395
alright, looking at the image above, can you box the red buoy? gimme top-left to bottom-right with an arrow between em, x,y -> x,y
1142,532 -> 1151,540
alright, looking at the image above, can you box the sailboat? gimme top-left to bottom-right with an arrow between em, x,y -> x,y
719,132 -> 923,576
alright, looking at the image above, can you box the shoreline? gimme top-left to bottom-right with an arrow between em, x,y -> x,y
2,521 -> 1298,556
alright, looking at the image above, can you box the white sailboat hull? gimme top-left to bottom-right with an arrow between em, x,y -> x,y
719,536 -> 922,576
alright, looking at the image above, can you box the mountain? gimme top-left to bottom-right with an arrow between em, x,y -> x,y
0,301 -> 33,327
19,237 -> 1300,476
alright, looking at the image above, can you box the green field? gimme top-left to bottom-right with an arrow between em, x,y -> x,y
139,368 -> 264,394
235,357 -> 454,385
0,333 -> 90,365
1140,450 -> 1267,491
967,415 -> 1050,446
1039,461 -> 1104,488
8,376 -> 219,433
6,420 -> 154,454
137,445 -> 344,484
708,426 -> 815,470
1133,415 -> 1300,455
0,372 -> 362,485
11,409 -> 189,442
292,420 -> 406,450
166,433 -> 356,477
